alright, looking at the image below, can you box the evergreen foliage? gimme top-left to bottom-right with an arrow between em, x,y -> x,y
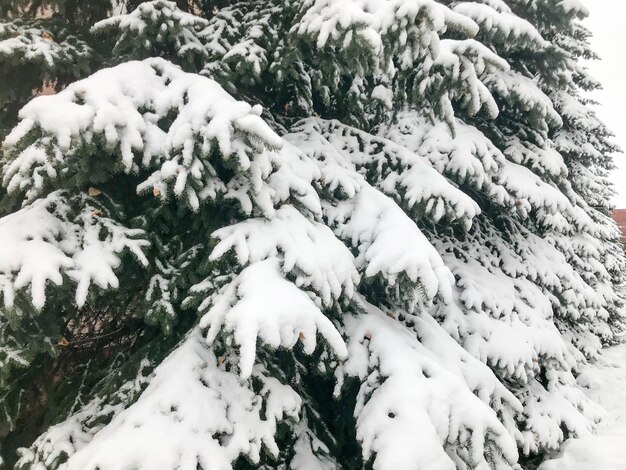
0,0 -> 623,469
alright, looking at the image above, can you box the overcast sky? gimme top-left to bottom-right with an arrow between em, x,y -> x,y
583,0 -> 626,208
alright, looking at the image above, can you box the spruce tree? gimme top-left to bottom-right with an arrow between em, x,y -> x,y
0,1 -> 623,469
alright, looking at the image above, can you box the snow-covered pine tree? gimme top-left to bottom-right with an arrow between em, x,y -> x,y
0,1 -> 623,469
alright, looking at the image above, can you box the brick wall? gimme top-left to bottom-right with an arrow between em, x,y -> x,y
612,209 -> 626,243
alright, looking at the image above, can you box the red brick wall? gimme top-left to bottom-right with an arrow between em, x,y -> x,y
612,209 -> 626,243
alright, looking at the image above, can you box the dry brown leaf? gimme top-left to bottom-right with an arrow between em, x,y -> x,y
88,187 -> 101,196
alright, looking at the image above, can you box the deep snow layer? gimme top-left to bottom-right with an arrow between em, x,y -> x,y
539,341 -> 626,470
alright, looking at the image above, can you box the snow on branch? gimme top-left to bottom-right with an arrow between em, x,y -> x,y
2,58 -> 282,211
0,19 -> 91,72
381,111 -> 512,207
48,329 -> 303,470
485,69 -> 562,131
293,0 -> 479,51
209,205 -> 359,307
293,118 -> 480,228
0,191 -> 148,309
325,183 -> 454,309
16,359 -> 153,469
197,259 -> 348,379
338,298 -> 518,470
91,0 -> 209,66
453,2 -> 547,49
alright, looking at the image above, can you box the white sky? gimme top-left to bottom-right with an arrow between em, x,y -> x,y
583,0 -> 626,208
